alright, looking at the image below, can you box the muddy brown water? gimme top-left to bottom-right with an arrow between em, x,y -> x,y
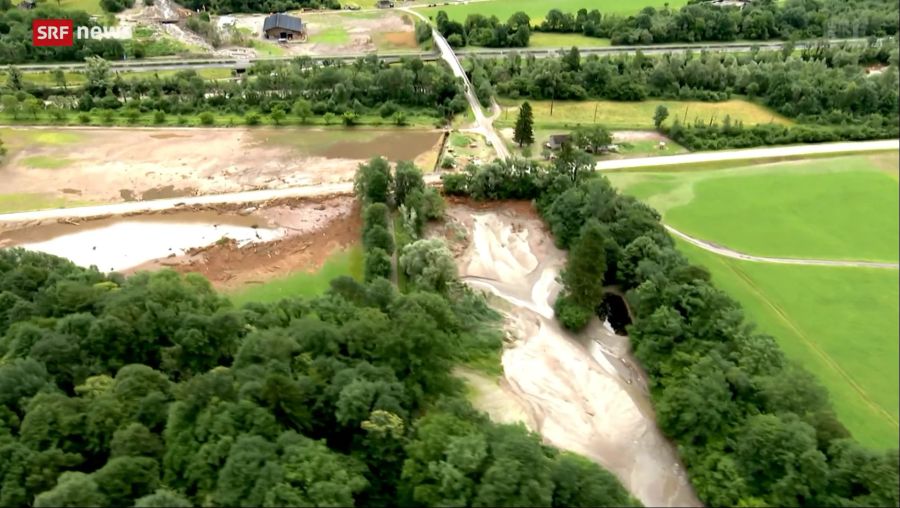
320,130 -> 442,160
0,210 -> 282,273
120,185 -> 198,202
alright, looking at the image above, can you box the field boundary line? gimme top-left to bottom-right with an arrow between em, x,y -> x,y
666,225 -> 900,269
726,262 -> 899,429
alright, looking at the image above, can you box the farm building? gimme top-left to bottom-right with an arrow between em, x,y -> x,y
375,0 -> 395,8
263,13 -> 306,41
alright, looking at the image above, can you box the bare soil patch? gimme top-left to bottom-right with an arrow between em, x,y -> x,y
0,127 -> 441,211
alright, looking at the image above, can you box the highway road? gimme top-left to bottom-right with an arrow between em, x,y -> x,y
10,38 -> 877,73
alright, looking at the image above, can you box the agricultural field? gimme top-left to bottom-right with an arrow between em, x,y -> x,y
1,68 -> 233,88
607,154 -> 899,262
607,153 -> 900,450
496,99 -> 792,130
414,0 -> 689,24
0,126 -> 443,213
229,245 -> 364,305
527,32 -> 611,48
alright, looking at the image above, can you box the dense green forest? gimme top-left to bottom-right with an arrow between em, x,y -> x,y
441,155 -> 900,507
479,42 -> 899,148
435,11 -> 531,48
0,155 -> 640,507
1,56 -> 468,123
535,0 -> 899,45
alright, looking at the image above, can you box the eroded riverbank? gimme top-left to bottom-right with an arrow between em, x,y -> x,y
433,202 -> 700,507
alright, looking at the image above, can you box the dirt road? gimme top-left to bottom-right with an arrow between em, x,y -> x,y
438,205 -> 700,507
596,139 -> 899,170
666,225 -> 900,269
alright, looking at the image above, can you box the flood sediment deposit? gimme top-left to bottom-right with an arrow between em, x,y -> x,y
438,203 -> 701,507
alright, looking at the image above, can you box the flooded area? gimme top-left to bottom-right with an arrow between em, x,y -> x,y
435,203 -> 700,507
0,127 -> 443,213
0,196 -> 360,288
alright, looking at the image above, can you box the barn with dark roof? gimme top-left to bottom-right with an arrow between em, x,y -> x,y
263,13 -> 305,41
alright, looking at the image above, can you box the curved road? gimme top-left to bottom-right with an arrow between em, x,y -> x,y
666,226 -> 900,270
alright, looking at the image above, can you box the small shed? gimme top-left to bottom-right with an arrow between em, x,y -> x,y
375,0 -> 395,8
263,13 -> 306,41
545,134 -> 570,150
18,0 -> 36,9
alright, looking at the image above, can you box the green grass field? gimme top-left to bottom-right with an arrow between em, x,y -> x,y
607,154 -> 900,262
676,239 -> 899,450
0,192 -> 94,214
496,99 -> 792,130
59,0 -> 104,14
414,0 -> 688,24
528,32 -> 611,48
229,246 -> 364,305
607,154 -> 900,450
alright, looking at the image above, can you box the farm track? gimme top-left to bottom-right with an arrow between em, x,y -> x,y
666,226 -> 900,269
1,140 -> 897,223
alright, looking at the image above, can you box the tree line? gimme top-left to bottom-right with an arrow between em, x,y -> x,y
1,55 -> 469,125
532,0 -> 898,45
434,10 -> 531,48
477,42 -> 899,147
0,237 -> 638,506
440,155 -> 900,507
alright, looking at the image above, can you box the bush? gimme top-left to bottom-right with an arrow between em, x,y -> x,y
363,225 -> 394,255
198,112 -> 214,125
78,113 -> 91,124
379,101 -> 398,118
342,111 -> 357,126
363,203 -> 390,231
554,294 -> 593,331
245,113 -> 260,126
440,156 -> 455,169
441,173 -> 468,195
152,110 -> 165,124
364,248 -> 392,282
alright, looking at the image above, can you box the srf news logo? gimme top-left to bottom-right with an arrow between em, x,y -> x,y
33,19 -> 74,46
32,19 -> 129,46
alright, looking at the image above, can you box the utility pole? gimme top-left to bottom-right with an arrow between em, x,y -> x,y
593,103 -> 598,123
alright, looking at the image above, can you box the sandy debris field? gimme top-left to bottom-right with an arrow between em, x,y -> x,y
0,196 -> 360,290
431,201 -> 700,507
0,127 -> 443,210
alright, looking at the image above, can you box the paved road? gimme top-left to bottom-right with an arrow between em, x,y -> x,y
12,38 -> 877,73
596,139 -> 900,171
2,140 -> 896,223
0,175 -> 442,223
666,226 -> 899,270
403,7 -> 510,160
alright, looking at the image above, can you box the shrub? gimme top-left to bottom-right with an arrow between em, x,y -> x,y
199,112 -> 214,125
245,113 -> 260,126
554,294 -> 593,331
363,203 -> 390,231
364,247 -> 392,282
78,113 -> 91,124
152,110 -> 166,124
440,156 -> 455,169
363,225 -> 394,255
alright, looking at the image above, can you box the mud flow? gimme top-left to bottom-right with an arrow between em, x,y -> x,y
438,203 -> 701,507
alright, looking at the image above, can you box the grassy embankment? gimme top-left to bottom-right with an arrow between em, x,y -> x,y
607,153 -> 900,450
229,245 -> 365,305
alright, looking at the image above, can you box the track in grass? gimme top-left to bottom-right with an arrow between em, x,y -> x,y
608,153 -> 900,262
676,239 -> 899,450
608,153 -> 900,450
